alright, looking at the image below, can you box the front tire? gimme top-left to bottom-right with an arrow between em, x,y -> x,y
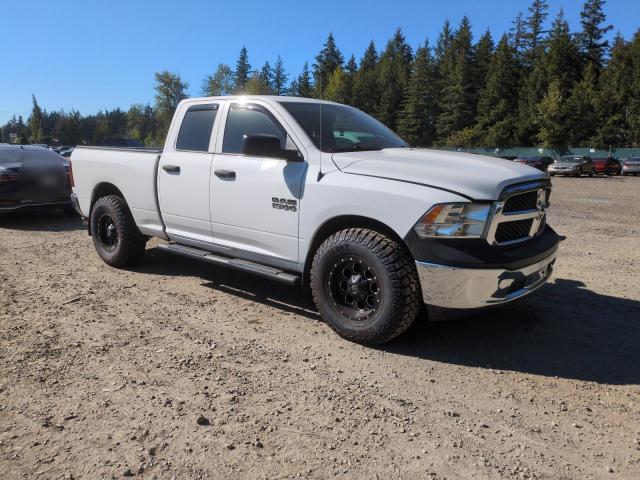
90,195 -> 147,268
310,228 -> 421,345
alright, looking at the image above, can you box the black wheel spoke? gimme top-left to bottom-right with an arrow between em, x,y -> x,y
328,255 -> 380,321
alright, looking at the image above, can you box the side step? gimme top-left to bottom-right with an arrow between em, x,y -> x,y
156,243 -> 300,286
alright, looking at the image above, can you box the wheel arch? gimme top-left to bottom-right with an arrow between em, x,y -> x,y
88,182 -> 127,235
302,215 -> 411,287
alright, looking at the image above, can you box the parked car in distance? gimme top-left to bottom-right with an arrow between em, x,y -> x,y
622,157 -> 640,176
514,156 -> 554,172
0,145 -> 73,213
592,157 -> 622,175
547,156 -> 594,177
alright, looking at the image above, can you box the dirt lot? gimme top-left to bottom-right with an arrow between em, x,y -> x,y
1,176 -> 639,480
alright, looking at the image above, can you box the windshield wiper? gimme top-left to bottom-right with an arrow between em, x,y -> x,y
333,143 -> 384,153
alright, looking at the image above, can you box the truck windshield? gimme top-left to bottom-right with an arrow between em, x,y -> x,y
278,101 -> 408,153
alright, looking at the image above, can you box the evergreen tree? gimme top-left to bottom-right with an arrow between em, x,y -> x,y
343,54 -> 358,104
29,95 -> 45,143
436,17 -> 476,144
536,79 -> 570,149
627,31 -> 640,146
579,0 -> 613,70
313,33 -> 344,96
153,71 -> 189,144
324,68 -> 347,103
545,10 -> 582,92
524,0 -> 549,68
397,42 -> 439,146
435,21 -> 453,63
352,41 -> 379,114
475,35 -> 520,146
472,30 -> 496,117
201,64 -> 234,96
234,47 -> 251,92
567,62 -> 600,144
272,56 -> 288,95
245,72 -> 271,94
296,62 -> 313,97
594,34 -> 633,145
259,61 -> 274,94
375,29 -> 413,129
509,12 -> 528,64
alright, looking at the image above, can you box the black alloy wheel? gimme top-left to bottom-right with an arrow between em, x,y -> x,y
328,254 -> 381,321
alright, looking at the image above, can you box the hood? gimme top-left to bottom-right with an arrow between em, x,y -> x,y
332,148 -> 547,200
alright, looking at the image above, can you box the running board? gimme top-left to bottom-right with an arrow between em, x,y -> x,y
156,243 -> 300,286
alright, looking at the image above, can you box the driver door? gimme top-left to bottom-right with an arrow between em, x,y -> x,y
210,102 -> 307,264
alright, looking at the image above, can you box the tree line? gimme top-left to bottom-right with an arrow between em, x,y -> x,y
2,0 -> 639,150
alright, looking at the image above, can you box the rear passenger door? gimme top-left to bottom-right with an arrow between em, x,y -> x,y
158,103 -> 220,245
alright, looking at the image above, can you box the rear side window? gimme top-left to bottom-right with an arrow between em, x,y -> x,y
176,104 -> 218,151
222,104 -> 288,154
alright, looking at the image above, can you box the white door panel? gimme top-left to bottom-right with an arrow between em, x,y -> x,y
158,151 -> 214,243
157,102 -> 220,243
211,154 -> 306,262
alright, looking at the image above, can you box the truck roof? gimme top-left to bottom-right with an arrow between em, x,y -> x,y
180,95 -> 346,106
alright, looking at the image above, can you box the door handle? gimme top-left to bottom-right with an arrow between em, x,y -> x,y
162,164 -> 180,173
214,169 -> 236,180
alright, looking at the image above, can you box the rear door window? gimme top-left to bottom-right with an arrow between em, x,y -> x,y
176,104 -> 218,152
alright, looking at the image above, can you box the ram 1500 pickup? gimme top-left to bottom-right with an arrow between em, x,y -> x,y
71,96 -> 559,345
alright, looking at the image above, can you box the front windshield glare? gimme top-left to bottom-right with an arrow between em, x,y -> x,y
278,101 -> 408,153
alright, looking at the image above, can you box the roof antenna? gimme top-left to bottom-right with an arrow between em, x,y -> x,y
317,103 -> 324,181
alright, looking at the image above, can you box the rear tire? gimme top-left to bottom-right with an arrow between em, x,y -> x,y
310,228 -> 421,345
90,195 -> 147,268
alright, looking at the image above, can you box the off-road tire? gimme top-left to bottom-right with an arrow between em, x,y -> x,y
90,195 -> 147,268
310,228 -> 421,345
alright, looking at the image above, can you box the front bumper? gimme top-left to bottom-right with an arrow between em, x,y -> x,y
622,165 -> 640,173
548,167 -> 578,175
416,252 -> 556,309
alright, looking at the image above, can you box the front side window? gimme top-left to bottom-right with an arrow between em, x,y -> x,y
176,104 -> 218,152
278,101 -> 408,153
223,104 -> 297,155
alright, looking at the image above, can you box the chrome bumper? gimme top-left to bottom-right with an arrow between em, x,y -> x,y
416,253 -> 556,309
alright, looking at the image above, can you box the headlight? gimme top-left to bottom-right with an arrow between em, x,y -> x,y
413,203 -> 490,238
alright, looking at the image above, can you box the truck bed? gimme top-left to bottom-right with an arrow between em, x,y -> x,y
71,145 -> 166,238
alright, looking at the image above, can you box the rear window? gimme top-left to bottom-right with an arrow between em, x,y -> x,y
176,104 -> 218,152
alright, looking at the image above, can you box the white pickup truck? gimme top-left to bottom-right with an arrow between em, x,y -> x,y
71,96 -> 559,345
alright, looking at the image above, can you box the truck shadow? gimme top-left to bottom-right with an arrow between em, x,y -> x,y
386,278 -> 640,386
0,209 -> 83,232
139,247 -> 320,321
137,248 -> 639,385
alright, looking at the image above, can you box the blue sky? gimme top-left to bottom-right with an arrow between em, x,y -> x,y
1,0 -> 637,124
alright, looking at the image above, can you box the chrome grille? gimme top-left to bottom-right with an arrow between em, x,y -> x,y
485,181 -> 550,246
495,219 -> 534,243
503,190 -> 538,213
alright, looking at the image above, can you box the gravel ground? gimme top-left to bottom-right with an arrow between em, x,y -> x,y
1,176 -> 639,480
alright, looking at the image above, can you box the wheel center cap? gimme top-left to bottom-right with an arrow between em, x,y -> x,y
348,274 -> 361,294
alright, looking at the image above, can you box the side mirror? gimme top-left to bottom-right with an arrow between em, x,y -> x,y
241,134 -> 301,161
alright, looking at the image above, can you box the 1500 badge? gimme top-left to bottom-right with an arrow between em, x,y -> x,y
272,197 -> 297,212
